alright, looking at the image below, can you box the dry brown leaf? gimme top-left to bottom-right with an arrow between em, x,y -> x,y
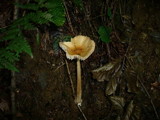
92,59 -> 123,95
110,96 -> 125,111
151,81 -> 160,90
106,78 -> 118,95
0,99 -> 9,111
92,59 -> 121,82
131,106 -> 141,120
123,100 -> 134,120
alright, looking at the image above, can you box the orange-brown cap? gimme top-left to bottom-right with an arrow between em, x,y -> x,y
59,35 -> 95,60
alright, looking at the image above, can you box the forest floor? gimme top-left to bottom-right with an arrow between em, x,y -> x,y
0,0 -> 160,120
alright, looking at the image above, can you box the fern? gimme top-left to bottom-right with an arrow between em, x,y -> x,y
0,26 -> 32,71
0,0 -> 66,71
0,49 -> 19,72
15,3 -> 39,10
15,0 -> 66,26
6,33 -> 32,56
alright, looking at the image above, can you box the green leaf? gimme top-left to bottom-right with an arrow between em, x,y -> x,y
4,61 -> 19,72
34,0 -> 47,4
52,16 -> 66,26
73,0 -> 84,10
0,28 -> 20,41
98,26 -> 111,43
0,50 -> 19,62
63,35 -> 72,42
15,3 -> 39,10
107,8 -> 112,19
0,0 -> 66,72
48,7 -> 65,26
0,50 -> 19,72
42,0 -> 62,8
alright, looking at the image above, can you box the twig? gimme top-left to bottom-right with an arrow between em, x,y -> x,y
11,71 -> 16,120
65,60 -> 75,98
54,62 -> 65,72
138,78 -> 160,120
63,0 -> 74,34
106,44 -> 112,60
77,105 -> 88,120
13,0 -> 19,20
11,0 -> 19,119
22,0 -> 30,16
65,60 -> 87,120
84,4 -> 95,37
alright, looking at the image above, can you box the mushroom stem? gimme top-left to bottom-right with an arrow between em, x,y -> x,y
75,59 -> 82,106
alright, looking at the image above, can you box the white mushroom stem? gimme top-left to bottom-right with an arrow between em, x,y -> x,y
75,59 -> 82,106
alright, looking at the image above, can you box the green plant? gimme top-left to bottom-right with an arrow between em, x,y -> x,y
0,26 -> 33,72
15,0 -> 65,26
107,8 -> 112,19
98,26 -> 112,43
73,0 -> 84,10
0,0 -> 66,71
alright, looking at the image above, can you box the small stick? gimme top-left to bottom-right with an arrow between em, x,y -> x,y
84,5 -> 95,37
138,78 -> 160,120
22,0 -> 30,16
54,62 -> 65,72
11,0 -> 19,119
65,60 -> 75,98
63,0 -> 74,34
11,71 -> 16,120
65,60 -> 87,120
106,44 -> 111,60
77,105 -> 88,120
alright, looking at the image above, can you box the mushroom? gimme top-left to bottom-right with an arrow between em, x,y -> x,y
59,35 -> 95,106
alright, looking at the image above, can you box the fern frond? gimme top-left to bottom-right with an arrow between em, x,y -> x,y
0,49 -> 19,62
34,0 -> 47,4
48,8 -> 65,26
4,61 -> 19,72
0,28 -> 32,71
42,0 -> 62,8
41,0 -> 65,26
15,3 -> 39,10
1,28 -> 20,41
6,32 -> 33,57
0,59 -> 19,72
0,28 -> 19,42
0,49 -> 19,71
0,0 -> 66,71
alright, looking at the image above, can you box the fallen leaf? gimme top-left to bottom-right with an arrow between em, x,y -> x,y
123,100 -> 134,120
0,99 -> 9,111
92,59 -> 121,82
110,96 -> 125,111
106,78 -> 118,95
151,81 -> 160,90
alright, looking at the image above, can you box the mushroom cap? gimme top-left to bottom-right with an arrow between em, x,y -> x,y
59,35 -> 95,60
